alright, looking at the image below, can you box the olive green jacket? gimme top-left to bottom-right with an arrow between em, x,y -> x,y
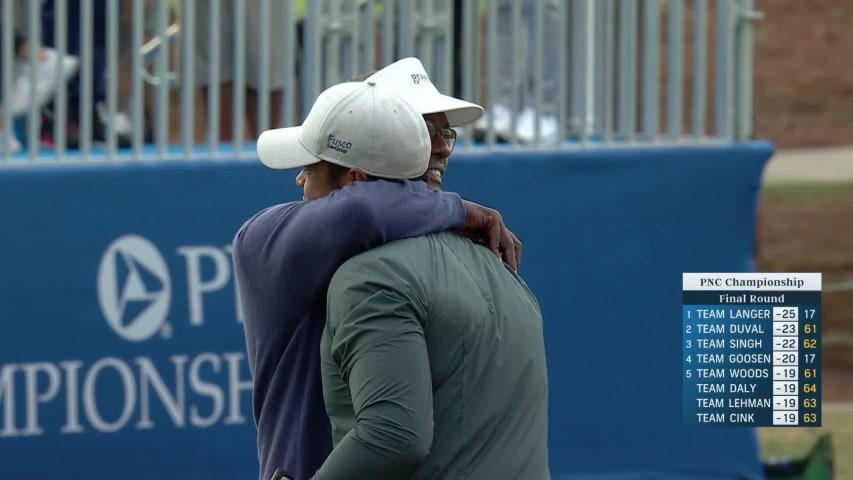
313,232 -> 550,480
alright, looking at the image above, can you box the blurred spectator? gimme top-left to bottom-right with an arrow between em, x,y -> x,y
193,0 -> 291,141
475,0 -> 561,144
0,27 -> 78,153
41,0 -> 133,148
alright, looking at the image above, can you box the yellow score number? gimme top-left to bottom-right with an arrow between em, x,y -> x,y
803,398 -> 817,408
803,338 -> 817,348
803,413 -> 818,423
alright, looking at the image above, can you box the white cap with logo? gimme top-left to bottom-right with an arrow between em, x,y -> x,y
256,81 -> 431,178
366,57 -> 484,127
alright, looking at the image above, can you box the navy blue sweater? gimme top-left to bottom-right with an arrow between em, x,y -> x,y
232,180 -> 465,480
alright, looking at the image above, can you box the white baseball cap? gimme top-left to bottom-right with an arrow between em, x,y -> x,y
256,81 -> 431,179
366,57 -> 484,127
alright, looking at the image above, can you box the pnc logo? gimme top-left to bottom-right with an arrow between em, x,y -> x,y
97,235 -> 172,342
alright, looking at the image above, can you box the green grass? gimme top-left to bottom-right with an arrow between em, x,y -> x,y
761,182 -> 853,201
759,407 -> 853,480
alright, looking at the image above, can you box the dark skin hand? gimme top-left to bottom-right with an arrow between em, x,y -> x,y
461,200 -> 523,271
298,160 -> 523,269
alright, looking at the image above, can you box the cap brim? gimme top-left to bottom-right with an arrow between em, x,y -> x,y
410,93 -> 483,127
256,127 -> 320,170
429,95 -> 484,127
365,57 -> 484,127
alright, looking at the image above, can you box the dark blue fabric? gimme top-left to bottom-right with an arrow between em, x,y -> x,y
231,180 -> 465,480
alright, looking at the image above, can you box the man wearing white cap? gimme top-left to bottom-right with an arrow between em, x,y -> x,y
359,57 -> 485,190
300,85 -> 549,478
233,80 -> 520,480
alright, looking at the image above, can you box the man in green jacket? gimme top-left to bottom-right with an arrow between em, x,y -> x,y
313,231 -> 550,479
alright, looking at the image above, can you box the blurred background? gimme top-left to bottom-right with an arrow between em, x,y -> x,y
753,1 -> 852,478
0,0 -> 849,479
0,0 -> 764,161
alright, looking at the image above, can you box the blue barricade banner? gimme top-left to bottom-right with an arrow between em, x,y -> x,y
0,142 -> 773,480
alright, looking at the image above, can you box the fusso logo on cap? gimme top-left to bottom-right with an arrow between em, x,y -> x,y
327,135 -> 352,154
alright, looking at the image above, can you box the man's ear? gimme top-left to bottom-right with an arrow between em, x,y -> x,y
349,169 -> 370,182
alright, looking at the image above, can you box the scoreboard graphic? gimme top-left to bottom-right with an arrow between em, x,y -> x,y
683,273 -> 822,427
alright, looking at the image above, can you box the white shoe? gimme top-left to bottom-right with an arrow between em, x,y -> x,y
113,111 -> 133,136
10,48 -> 79,116
0,129 -> 22,155
516,107 -> 559,144
476,103 -> 513,140
94,102 -> 133,147
96,102 -> 133,136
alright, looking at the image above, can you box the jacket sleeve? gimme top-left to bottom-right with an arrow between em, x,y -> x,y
312,256 -> 433,480
234,179 -> 464,304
